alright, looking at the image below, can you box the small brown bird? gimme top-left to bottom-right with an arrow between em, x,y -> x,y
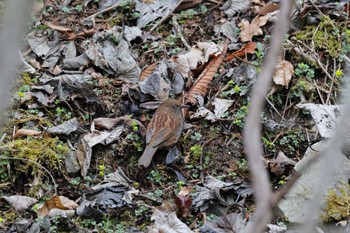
138,99 -> 186,168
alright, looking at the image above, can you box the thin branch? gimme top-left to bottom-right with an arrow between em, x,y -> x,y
243,1 -> 295,232
143,0 -> 184,41
84,1 -> 124,20
172,14 -> 191,50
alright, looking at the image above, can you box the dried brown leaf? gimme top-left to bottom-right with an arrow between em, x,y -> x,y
14,129 -> 41,138
46,23 -> 72,32
258,2 -> 279,15
185,40 -> 229,105
238,15 -> 269,42
176,0 -> 202,12
226,42 -> 256,61
139,62 -> 158,81
37,195 -> 68,217
273,60 -> 294,88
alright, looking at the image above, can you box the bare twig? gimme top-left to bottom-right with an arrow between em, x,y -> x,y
243,1 -> 295,232
144,0 -> 185,41
325,58 -> 337,104
84,1 -> 124,20
172,14 -> 191,50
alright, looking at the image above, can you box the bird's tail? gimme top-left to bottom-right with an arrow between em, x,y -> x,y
138,145 -> 157,167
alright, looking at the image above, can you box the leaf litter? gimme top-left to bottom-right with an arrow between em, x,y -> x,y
0,0 -> 348,232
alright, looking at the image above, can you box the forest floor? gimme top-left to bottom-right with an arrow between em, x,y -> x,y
0,0 -> 349,232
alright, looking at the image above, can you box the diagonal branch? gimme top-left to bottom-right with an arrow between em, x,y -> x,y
243,1 -> 295,232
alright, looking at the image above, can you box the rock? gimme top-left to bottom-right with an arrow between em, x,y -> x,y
278,140 -> 350,223
64,149 -> 80,175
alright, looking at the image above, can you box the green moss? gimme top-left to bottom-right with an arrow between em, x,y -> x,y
7,137 -> 67,172
322,183 -> 350,222
5,137 -> 68,195
295,16 -> 349,58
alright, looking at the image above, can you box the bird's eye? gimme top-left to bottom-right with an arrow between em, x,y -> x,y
172,105 -> 176,108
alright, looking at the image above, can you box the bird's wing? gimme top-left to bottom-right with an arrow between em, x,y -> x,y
152,128 -> 174,147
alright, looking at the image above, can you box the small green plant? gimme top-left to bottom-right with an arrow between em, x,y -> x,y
126,132 -> 143,151
179,9 -> 197,19
75,5 -> 83,12
99,165 -> 105,177
0,156 -> 9,181
190,145 -> 202,160
236,159 -> 248,171
232,104 -> 249,128
255,42 -> 265,64
147,170 -> 165,185
55,107 -> 73,119
335,69 -> 343,77
135,204 -> 148,217
278,175 -> 286,185
190,132 -> 202,141
206,213 -> 217,221
220,80 -> 242,98
295,63 -> 315,80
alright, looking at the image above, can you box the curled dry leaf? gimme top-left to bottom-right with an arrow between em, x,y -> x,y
139,62 -> 158,81
258,2 -> 279,16
185,40 -> 229,105
14,129 -> 41,138
37,195 -> 68,217
174,187 -> 193,218
273,60 -> 294,88
46,23 -> 72,32
226,42 -> 256,61
238,15 -> 270,42
175,0 -> 202,12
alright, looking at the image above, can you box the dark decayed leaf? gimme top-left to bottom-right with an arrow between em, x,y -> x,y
47,118 -> 83,135
200,212 -> 246,233
80,27 -> 141,83
77,168 -> 133,217
76,186 -> 129,218
139,62 -> 171,101
174,194 -> 192,218
166,146 -> 182,164
192,176 -> 252,211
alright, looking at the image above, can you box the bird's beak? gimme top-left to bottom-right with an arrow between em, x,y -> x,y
181,104 -> 189,108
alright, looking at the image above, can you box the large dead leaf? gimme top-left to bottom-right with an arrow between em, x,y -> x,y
2,195 -> 38,212
185,41 -> 229,105
273,60 -> 294,88
238,15 -> 270,42
221,0 -> 251,17
148,202 -> 193,233
296,104 -> 343,138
